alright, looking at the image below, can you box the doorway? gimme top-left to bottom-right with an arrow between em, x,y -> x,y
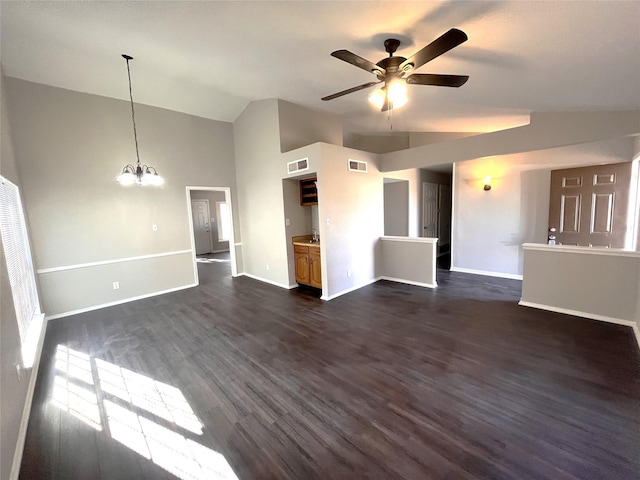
186,187 -> 238,284
421,168 -> 453,269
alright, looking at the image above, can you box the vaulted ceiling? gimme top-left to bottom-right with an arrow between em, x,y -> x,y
2,1 -> 639,136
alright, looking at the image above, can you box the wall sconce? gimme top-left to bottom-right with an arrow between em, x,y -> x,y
483,176 -> 492,191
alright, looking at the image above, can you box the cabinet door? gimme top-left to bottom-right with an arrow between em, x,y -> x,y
295,252 -> 310,285
309,250 -> 322,288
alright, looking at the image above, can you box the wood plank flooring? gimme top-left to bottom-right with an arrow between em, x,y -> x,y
20,256 -> 640,479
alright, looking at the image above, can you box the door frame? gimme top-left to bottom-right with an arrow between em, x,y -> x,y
186,186 -> 238,284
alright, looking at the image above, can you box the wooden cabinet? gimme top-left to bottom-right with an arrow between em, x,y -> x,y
309,247 -> 322,288
299,177 -> 318,206
294,245 -> 310,285
294,243 -> 321,288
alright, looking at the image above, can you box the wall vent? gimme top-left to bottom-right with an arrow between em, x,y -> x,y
348,159 -> 368,173
287,157 -> 309,174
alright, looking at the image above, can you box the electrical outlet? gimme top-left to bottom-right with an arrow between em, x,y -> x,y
326,218 -> 331,226
16,364 -> 21,382
113,281 -> 120,290
347,268 -> 352,278
152,224 -> 158,231
266,264 -> 270,271
285,218 -> 290,226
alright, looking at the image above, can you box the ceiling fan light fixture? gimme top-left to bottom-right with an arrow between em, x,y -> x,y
368,88 -> 386,109
387,80 -> 408,108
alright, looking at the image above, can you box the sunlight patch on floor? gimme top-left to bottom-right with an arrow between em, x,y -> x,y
196,258 -> 230,263
50,344 -> 240,480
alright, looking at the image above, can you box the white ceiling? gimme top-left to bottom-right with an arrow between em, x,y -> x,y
2,1 -> 639,135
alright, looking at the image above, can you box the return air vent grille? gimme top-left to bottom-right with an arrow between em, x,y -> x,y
348,159 -> 368,173
287,158 -> 309,174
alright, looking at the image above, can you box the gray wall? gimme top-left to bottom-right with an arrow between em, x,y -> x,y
0,69 -> 33,480
452,138 -> 635,277
278,99 -> 342,153
380,110 -> 640,172
383,180 -> 409,236
189,190 -> 229,252
233,99 -> 290,286
316,144 -> 382,299
521,246 -> 640,333
4,78 -> 238,317
379,237 -> 437,288
409,131 -> 480,148
344,132 -> 410,154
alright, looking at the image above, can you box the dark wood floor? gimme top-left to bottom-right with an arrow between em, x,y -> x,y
21,257 -> 640,480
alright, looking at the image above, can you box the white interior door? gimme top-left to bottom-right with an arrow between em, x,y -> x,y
191,199 -> 212,254
422,182 -> 439,238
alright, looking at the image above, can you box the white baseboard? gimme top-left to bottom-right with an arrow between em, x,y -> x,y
321,277 -> 380,301
379,276 -> 437,289
10,316 -> 49,480
450,266 -> 523,281
518,300 -> 640,348
46,283 -> 198,321
237,272 -> 293,290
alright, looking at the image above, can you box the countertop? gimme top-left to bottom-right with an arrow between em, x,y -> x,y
292,235 -> 320,247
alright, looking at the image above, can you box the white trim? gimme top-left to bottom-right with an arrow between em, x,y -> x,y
210,249 -> 230,254
379,276 -> 437,289
518,300 -> 640,348
450,266 -> 523,280
522,243 -> 640,258
237,272 -> 293,290
320,277 -> 380,301
37,249 -> 192,274
380,235 -> 438,244
450,162 -> 458,269
10,315 -> 48,480
234,242 -> 242,246
45,283 -> 197,321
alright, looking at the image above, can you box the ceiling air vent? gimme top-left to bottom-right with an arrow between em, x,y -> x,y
348,159 -> 368,173
287,157 -> 309,174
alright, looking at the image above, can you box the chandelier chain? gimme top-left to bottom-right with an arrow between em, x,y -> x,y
124,57 -> 141,168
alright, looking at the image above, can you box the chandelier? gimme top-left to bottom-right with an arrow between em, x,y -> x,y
117,54 -> 164,186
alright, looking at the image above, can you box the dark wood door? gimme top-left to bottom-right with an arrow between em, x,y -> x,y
548,162 -> 632,247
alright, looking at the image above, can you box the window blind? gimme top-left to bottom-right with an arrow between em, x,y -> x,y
0,176 -> 41,362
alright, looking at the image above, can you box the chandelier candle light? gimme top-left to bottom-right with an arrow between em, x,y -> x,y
117,54 -> 164,186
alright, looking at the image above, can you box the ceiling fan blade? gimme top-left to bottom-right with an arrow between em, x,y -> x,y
399,28 -> 468,72
406,73 -> 469,87
321,81 -> 382,101
331,50 -> 385,75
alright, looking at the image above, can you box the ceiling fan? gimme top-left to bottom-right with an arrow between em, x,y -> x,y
322,29 -> 469,111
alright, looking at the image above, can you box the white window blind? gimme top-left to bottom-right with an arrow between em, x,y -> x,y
0,176 -> 42,366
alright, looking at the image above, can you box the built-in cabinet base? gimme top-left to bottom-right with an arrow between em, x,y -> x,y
292,236 -> 321,289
